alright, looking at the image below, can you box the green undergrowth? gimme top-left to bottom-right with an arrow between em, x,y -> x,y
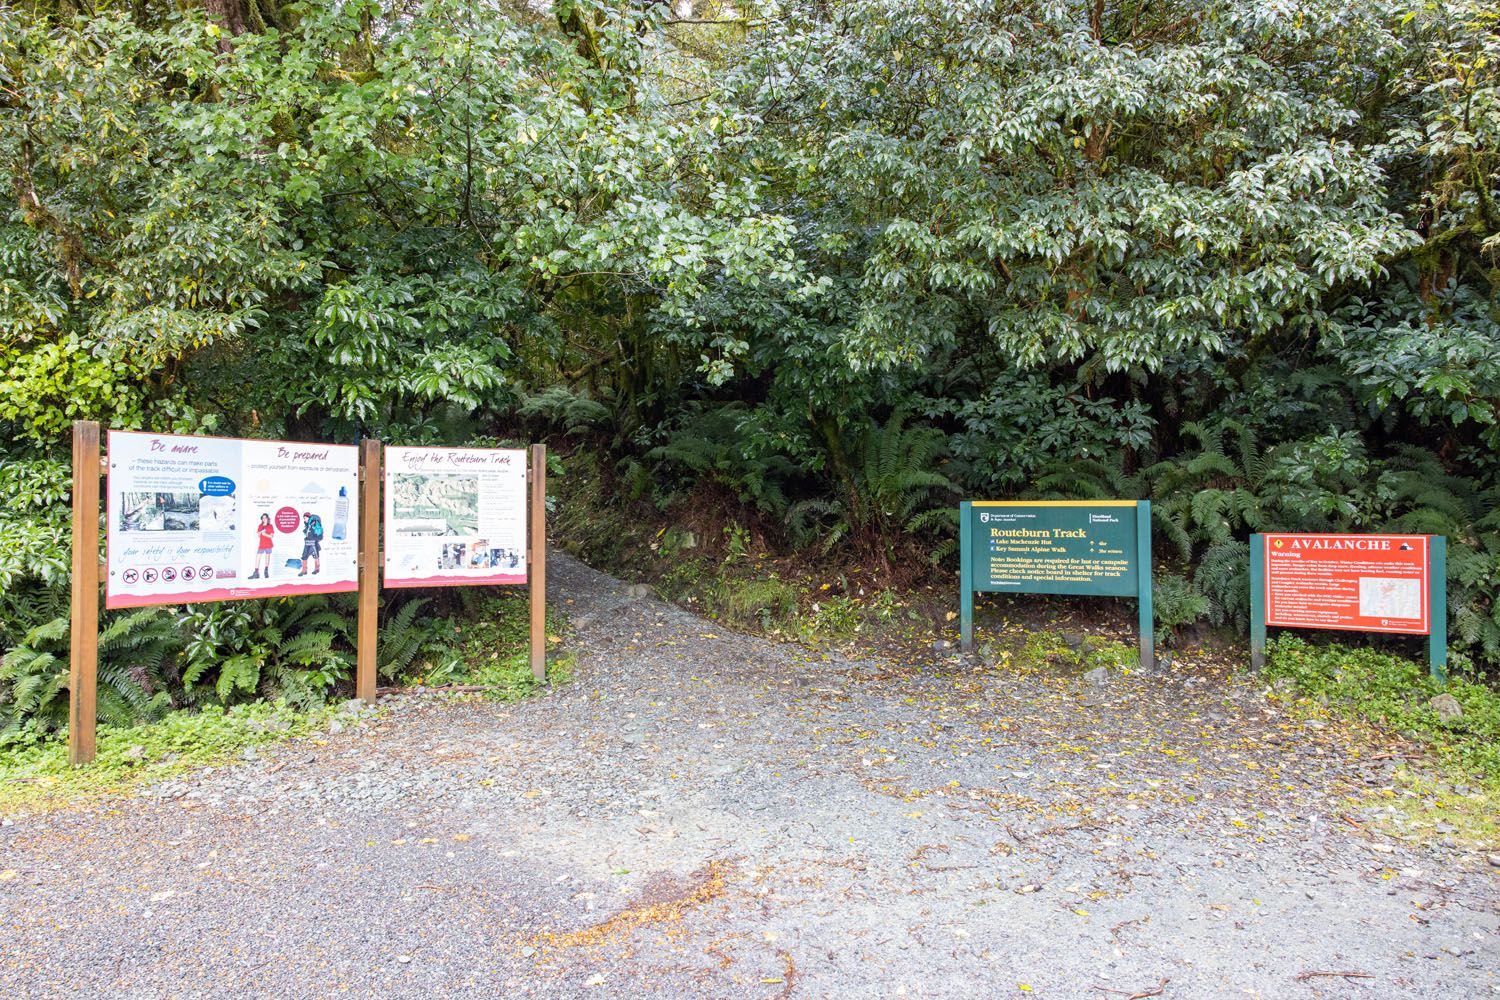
1263,635 -> 1500,847
0,596 -> 570,815
1009,631 -> 1140,675
1263,635 -> 1500,786
405,591 -> 574,696
0,700 -> 343,815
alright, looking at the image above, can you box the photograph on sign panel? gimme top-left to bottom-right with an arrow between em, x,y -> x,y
437,542 -> 468,569
391,473 -> 480,535
1359,577 -> 1421,620
118,491 -> 201,532
199,495 -> 238,533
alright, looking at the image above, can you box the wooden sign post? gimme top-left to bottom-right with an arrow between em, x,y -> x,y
68,420 -> 102,765
356,438 -> 382,703
529,443 -> 547,683
66,422 -> 549,765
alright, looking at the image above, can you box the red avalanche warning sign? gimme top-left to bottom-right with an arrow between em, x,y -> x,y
1263,533 -> 1430,635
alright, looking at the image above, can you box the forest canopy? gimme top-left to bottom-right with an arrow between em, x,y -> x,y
2,0 -> 1498,731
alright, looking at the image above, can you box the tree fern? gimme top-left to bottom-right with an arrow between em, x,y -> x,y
516,386 -> 611,436
790,412 -> 959,560
646,403 -> 799,517
1194,540 -> 1251,630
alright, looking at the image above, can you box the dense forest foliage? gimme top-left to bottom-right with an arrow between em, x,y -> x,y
2,0 -> 1498,736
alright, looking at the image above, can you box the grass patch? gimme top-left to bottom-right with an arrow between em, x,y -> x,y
401,591 -> 572,696
718,578 -> 799,631
0,700 -> 343,815
1013,631 -> 1138,674
1382,769 -> 1500,848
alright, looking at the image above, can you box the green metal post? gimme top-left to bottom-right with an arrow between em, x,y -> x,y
1136,500 -> 1153,670
960,501 -> 974,651
1249,534 -> 1266,671
1429,535 -> 1447,682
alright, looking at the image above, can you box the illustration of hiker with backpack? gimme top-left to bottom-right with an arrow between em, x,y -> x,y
299,511 -> 324,576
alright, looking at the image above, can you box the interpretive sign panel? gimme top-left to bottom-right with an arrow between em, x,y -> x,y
105,431 -> 360,608
960,500 -> 1153,666
1250,532 -> 1447,678
382,446 -> 528,588
970,501 -> 1141,596
1263,533 -> 1429,634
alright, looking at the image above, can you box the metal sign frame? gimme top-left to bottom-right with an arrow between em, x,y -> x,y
959,499 -> 1154,668
1249,532 -> 1447,680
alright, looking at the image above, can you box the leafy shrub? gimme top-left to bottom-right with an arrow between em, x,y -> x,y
180,598 -> 354,707
0,607 -> 179,740
1264,635 -> 1500,786
936,372 -> 1155,495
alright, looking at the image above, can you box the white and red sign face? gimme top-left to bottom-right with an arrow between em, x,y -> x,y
105,431 -> 360,609
1263,533 -> 1430,635
382,446 -> 527,588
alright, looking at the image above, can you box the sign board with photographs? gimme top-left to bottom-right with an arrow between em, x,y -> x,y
105,432 -> 360,609
382,446 -> 528,588
1250,532 -> 1448,678
71,424 -> 546,765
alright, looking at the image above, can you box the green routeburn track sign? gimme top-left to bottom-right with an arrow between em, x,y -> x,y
959,500 -> 1154,668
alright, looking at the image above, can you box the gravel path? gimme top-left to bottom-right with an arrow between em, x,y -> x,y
2,552 -> 1496,999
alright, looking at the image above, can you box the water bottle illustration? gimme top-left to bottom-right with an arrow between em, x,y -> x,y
332,486 -> 349,540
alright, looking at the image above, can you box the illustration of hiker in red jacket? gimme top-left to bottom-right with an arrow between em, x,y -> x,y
250,513 -> 274,579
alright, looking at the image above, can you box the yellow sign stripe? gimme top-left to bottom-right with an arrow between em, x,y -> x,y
970,500 -> 1139,508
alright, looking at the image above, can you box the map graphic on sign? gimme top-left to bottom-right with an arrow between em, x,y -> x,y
383,446 -> 528,588
1359,577 -> 1421,621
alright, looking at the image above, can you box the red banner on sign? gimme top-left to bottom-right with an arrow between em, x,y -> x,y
1263,533 -> 1429,635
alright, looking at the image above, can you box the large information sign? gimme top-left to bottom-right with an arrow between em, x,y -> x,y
382,446 -> 528,588
106,432 -> 360,608
960,500 -> 1153,666
1251,532 -> 1447,677
1264,533 -> 1429,634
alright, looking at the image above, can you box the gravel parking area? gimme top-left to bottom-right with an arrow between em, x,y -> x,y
2,551 -> 1496,998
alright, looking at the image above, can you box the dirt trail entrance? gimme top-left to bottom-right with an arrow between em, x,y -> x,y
2,552 -> 1495,998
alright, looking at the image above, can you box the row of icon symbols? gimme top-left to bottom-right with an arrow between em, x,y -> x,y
121,565 -> 214,586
